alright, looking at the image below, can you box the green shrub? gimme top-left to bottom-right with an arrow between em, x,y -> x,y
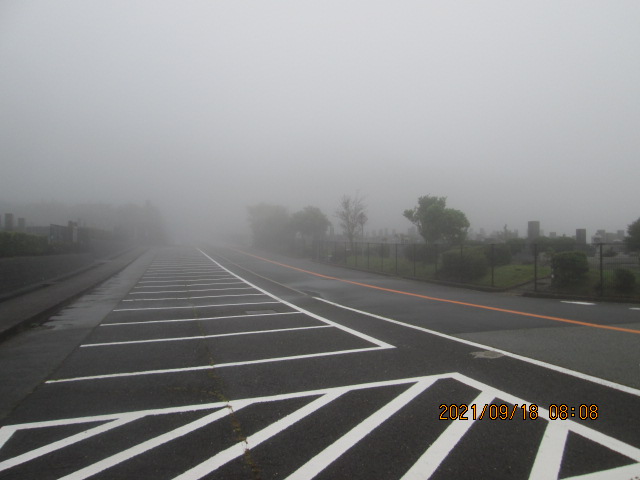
485,244 -> 512,266
329,245 -> 347,263
506,238 -> 526,255
403,244 -> 439,264
0,231 -> 49,257
372,243 -> 391,258
551,251 -> 589,286
440,248 -> 489,282
613,268 -> 636,294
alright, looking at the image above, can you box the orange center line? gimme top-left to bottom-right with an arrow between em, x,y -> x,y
231,248 -> 640,335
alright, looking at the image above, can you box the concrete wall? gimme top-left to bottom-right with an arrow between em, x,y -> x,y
0,240 -> 131,297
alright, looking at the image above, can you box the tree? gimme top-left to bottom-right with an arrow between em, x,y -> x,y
551,251 -> 589,287
335,193 -> 367,247
403,195 -> 469,245
625,217 -> 640,251
246,203 -> 292,250
291,206 -> 331,240
535,236 -> 577,254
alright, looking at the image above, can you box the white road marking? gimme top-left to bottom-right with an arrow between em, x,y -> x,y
6,374 -> 638,479
286,379 -> 436,480
148,262 -> 212,266
11,376 -> 452,430
197,249 -> 394,350
137,277 -> 234,283
528,421 -> 569,480
57,408 -> 238,480
561,301 -> 596,306
173,392 -> 343,480
65,250 -> 396,383
82,325 -> 332,347
45,347 -> 387,383
144,267 -> 225,272
121,293 -> 260,302
0,415 -> 143,472
126,287 -> 253,295
101,311 -> 300,327
143,269 -> 224,274
113,299 -> 275,312
146,264 -> 222,268
400,390 -> 494,480
315,297 -> 640,398
0,427 -> 15,450
146,265 -> 219,268
133,281 -> 245,289
140,274 -> 229,280
562,463 -> 640,479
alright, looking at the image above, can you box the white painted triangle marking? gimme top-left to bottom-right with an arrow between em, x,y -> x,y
400,391 -> 495,480
528,421 -> 569,480
173,392 -> 343,480
57,407 -> 236,480
0,415 -> 143,473
561,462 -> 640,479
286,379 -> 437,480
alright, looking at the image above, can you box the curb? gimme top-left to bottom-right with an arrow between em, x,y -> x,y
522,290 -> 640,304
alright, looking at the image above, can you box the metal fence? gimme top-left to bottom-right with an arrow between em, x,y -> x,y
297,240 -> 639,300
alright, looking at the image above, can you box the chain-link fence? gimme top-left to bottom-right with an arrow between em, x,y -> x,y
301,240 -> 639,300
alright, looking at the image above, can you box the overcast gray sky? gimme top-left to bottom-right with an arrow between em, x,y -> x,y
1,1 -> 638,240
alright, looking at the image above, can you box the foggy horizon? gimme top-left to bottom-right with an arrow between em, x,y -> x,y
1,1 -> 638,242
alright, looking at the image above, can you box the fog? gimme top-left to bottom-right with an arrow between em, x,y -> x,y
1,1 -> 639,242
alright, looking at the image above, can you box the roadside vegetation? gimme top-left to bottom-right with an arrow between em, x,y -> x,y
0,230 -> 97,257
0,231 -> 50,257
0,201 -> 167,258
246,195 -> 640,299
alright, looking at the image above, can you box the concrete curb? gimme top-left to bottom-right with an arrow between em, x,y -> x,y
522,290 -> 640,304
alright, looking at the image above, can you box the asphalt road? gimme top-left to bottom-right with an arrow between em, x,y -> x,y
0,245 -> 638,479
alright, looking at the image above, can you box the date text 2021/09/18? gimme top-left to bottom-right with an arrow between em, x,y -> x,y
439,403 -> 599,421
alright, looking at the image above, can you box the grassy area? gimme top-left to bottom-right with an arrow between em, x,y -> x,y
320,243 -> 640,299
346,254 -> 437,277
477,264 -> 551,289
341,254 -> 549,289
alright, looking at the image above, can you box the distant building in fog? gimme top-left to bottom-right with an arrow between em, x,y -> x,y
591,229 -> 625,244
576,229 -> 587,245
4,213 -> 14,231
527,221 -> 540,242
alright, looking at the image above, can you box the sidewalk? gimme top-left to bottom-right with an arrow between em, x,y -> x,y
0,247 -> 148,341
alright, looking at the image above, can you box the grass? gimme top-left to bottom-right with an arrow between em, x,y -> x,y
320,245 -> 640,299
477,264 -> 551,289
340,253 -> 549,289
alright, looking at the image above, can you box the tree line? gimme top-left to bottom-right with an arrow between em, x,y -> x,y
246,193 -> 471,250
247,193 -> 640,255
